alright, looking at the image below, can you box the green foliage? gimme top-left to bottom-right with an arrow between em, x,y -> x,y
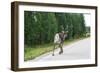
24,11 -> 86,47
86,26 -> 90,33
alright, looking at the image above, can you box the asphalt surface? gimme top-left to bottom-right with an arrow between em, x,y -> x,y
28,38 -> 91,62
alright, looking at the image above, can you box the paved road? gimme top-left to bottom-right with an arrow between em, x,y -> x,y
28,38 -> 91,62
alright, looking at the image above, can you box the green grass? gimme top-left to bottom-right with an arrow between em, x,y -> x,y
24,43 -> 53,61
24,37 -> 89,61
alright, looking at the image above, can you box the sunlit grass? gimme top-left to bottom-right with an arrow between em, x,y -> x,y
24,43 -> 53,61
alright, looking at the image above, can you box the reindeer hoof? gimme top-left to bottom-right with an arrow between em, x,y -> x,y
52,54 -> 54,56
59,51 -> 63,54
59,52 -> 61,54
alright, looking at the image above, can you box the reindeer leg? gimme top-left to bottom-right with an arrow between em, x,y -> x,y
61,43 -> 63,54
52,44 -> 56,56
59,43 -> 63,54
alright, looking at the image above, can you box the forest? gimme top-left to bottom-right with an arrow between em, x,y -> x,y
24,11 -> 86,47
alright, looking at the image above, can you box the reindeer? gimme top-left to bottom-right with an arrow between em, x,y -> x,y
52,31 -> 68,56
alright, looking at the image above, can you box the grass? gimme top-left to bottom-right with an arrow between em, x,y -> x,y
24,44 -> 53,61
24,37 -> 89,61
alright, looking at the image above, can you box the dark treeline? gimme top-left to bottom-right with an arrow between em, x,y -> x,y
24,11 -> 86,46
